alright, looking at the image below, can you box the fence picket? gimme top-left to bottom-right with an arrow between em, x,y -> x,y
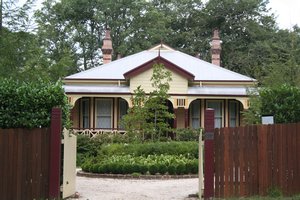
213,122 -> 300,198
220,128 -> 225,198
0,128 -> 51,200
239,126 -> 245,196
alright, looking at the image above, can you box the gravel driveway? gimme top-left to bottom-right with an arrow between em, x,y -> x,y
72,175 -> 199,200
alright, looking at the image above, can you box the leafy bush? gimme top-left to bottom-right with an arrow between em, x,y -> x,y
82,154 -> 198,175
76,133 -> 140,166
244,84 -> 300,124
99,141 -> 198,158
0,78 -> 70,128
175,128 -> 202,141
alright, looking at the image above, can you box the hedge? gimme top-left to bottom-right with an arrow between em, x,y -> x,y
0,78 -> 70,128
99,141 -> 198,158
82,154 -> 198,175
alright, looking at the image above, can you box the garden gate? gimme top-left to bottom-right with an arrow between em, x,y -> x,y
204,120 -> 300,199
0,108 -> 77,200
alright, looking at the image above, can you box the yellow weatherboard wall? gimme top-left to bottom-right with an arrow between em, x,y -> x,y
129,67 -> 188,94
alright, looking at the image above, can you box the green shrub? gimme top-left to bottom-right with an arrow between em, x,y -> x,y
82,154 -> 198,175
175,128 -> 202,141
176,163 -> 186,175
149,164 -> 159,175
157,163 -> 168,175
186,160 -> 198,174
82,155 -> 198,175
267,187 -> 282,198
99,141 -> 198,158
122,164 -> 133,174
0,78 -> 70,128
139,164 -> 148,174
168,165 -> 176,175
244,84 -> 300,124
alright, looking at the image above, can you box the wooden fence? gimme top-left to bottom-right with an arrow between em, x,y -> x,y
0,128 -> 51,200
214,123 -> 300,198
0,108 -> 62,200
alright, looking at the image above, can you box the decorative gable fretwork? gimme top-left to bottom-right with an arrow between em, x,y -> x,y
176,98 -> 187,107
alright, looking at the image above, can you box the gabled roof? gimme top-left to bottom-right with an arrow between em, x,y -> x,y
65,44 -> 256,82
123,56 -> 195,80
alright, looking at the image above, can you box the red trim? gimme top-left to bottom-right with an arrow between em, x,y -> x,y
64,78 -> 126,81
173,109 -> 178,128
93,97 -> 95,129
123,56 -> 195,80
194,79 -> 256,83
112,98 -> 115,129
66,92 -> 131,95
176,94 -> 249,97
49,108 -> 62,199
184,109 -> 189,128
204,109 -> 214,199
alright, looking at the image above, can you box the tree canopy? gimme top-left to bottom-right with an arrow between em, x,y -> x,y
0,0 -> 299,87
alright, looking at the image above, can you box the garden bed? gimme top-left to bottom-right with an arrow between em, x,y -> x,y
78,137 -> 199,175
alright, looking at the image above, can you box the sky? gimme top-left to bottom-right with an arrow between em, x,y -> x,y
267,0 -> 300,29
18,0 -> 300,30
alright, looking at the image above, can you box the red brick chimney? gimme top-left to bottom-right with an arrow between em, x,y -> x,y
211,29 -> 222,66
102,28 -> 113,64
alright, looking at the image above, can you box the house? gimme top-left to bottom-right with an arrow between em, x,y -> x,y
63,29 -> 256,136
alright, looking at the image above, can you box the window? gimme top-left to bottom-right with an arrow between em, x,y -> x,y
95,99 -> 112,129
229,101 -> 239,127
118,99 -> 128,129
190,100 -> 201,129
80,98 -> 90,129
207,100 -> 223,128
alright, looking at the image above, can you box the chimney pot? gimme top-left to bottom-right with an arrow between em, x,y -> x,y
211,29 -> 222,66
102,28 -> 113,64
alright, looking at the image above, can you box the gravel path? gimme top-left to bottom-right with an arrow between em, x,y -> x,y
72,176 -> 199,200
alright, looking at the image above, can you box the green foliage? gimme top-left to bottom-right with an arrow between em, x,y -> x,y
76,133 -> 139,166
0,78 -> 70,128
244,85 -> 300,124
82,154 -> 198,175
267,187 -> 283,198
2,0 -> 300,84
122,63 -> 174,140
175,128 -> 202,141
98,141 -> 198,159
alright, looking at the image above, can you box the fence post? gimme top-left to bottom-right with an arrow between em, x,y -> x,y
49,107 -> 62,199
199,129 -> 203,200
204,108 -> 214,199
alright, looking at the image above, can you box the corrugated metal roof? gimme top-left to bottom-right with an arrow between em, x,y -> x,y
65,47 -> 256,82
63,85 -> 130,94
64,84 -> 253,96
188,86 -> 251,96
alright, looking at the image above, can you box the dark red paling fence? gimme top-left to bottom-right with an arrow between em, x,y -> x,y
0,108 -> 62,200
214,123 -> 300,198
0,128 -> 50,200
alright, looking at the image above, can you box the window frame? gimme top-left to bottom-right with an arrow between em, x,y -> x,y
95,98 -> 113,129
228,100 -> 239,127
206,100 -> 224,128
190,99 -> 201,129
118,98 -> 128,130
80,98 -> 90,129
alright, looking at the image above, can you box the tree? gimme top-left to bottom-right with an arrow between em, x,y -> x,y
262,27 -> 300,87
122,63 -> 174,140
243,85 -> 300,124
146,62 -> 174,138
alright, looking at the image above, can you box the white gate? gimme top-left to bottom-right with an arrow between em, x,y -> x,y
62,129 -> 77,199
